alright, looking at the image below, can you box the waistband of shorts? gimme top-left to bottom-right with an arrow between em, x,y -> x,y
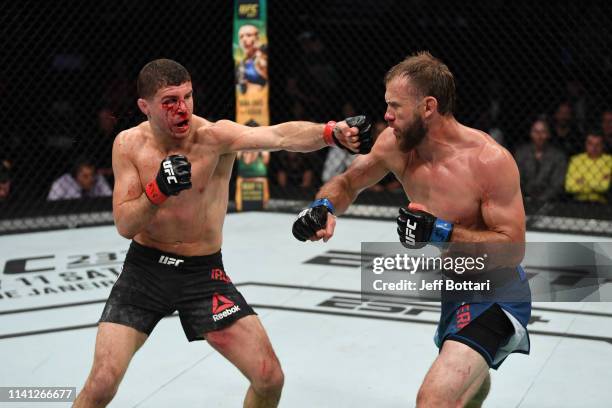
126,240 -> 223,268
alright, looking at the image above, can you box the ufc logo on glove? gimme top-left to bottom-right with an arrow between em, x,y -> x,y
163,160 -> 178,184
405,220 -> 417,246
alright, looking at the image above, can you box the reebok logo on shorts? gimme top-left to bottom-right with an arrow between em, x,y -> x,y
158,255 -> 184,266
212,293 -> 241,322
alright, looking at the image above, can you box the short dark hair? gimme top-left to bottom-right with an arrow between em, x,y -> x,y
587,130 -> 603,139
384,51 -> 456,115
71,156 -> 95,178
137,59 -> 191,99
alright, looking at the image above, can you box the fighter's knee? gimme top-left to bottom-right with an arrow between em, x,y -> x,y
82,365 -> 122,405
464,374 -> 491,408
416,384 -> 453,408
251,357 -> 284,397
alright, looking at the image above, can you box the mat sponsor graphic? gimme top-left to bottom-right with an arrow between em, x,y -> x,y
2,282 -> 612,345
0,250 -> 126,304
242,283 -> 612,346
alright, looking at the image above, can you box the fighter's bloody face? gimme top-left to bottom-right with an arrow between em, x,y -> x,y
151,82 -> 194,138
384,77 -> 427,153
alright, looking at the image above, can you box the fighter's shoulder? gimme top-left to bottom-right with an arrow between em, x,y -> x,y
466,127 -> 518,179
194,116 -> 236,144
465,127 -> 514,166
370,127 -> 398,157
113,123 -> 149,154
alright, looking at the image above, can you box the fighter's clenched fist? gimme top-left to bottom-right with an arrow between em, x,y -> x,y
145,154 -> 192,205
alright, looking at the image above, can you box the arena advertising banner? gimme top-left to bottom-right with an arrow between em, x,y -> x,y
234,0 -> 269,125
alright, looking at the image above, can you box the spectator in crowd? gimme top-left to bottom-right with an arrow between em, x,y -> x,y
285,31 -> 340,122
514,118 -> 567,203
321,102 -> 360,183
101,59 -> 134,118
601,109 -> 612,152
550,101 -> 583,156
474,78 -> 506,147
0,163 -> 11,202
268,97 -> 320,190
47,157 -> 112,201
565,132 -> 612,203
76,106 -> 118,177
564,79 -> 590,133
275,151 -> 314,190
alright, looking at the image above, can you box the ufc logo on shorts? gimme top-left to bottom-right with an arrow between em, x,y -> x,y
405,220 -> 417,246
162,160 -> 178,184
158,255 -> 184,267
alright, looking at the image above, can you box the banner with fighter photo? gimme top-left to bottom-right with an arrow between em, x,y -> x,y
233,0 -> 270,211
234,0 -> 268,126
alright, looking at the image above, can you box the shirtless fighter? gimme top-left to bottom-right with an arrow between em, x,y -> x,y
73,58 -> 372,408
292,52 -> 531,407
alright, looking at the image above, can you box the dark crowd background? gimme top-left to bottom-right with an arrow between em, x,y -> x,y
1,0 -> 612,234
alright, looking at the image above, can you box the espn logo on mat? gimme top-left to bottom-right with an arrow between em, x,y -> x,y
212,293 -> 241,322
158,255 -> 184,266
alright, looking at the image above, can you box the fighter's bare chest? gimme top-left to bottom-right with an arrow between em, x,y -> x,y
401,161 -> 483,223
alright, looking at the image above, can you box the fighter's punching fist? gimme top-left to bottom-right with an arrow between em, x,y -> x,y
324,115 -> 374,155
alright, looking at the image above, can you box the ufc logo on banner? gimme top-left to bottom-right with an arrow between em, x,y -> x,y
405,220 -> 417,246
162,160 -> 178,184
159,255 -> 184,266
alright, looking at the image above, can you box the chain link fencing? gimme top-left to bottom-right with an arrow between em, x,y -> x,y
1,0 -> 611,235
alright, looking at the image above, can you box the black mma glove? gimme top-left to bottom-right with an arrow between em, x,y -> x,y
396,205 -> 453,248
324,115 -> 373,155
292,198 -> 335,241
145,154 -> 192,205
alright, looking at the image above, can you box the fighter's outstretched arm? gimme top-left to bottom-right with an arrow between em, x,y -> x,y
211,117 -> 372,154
